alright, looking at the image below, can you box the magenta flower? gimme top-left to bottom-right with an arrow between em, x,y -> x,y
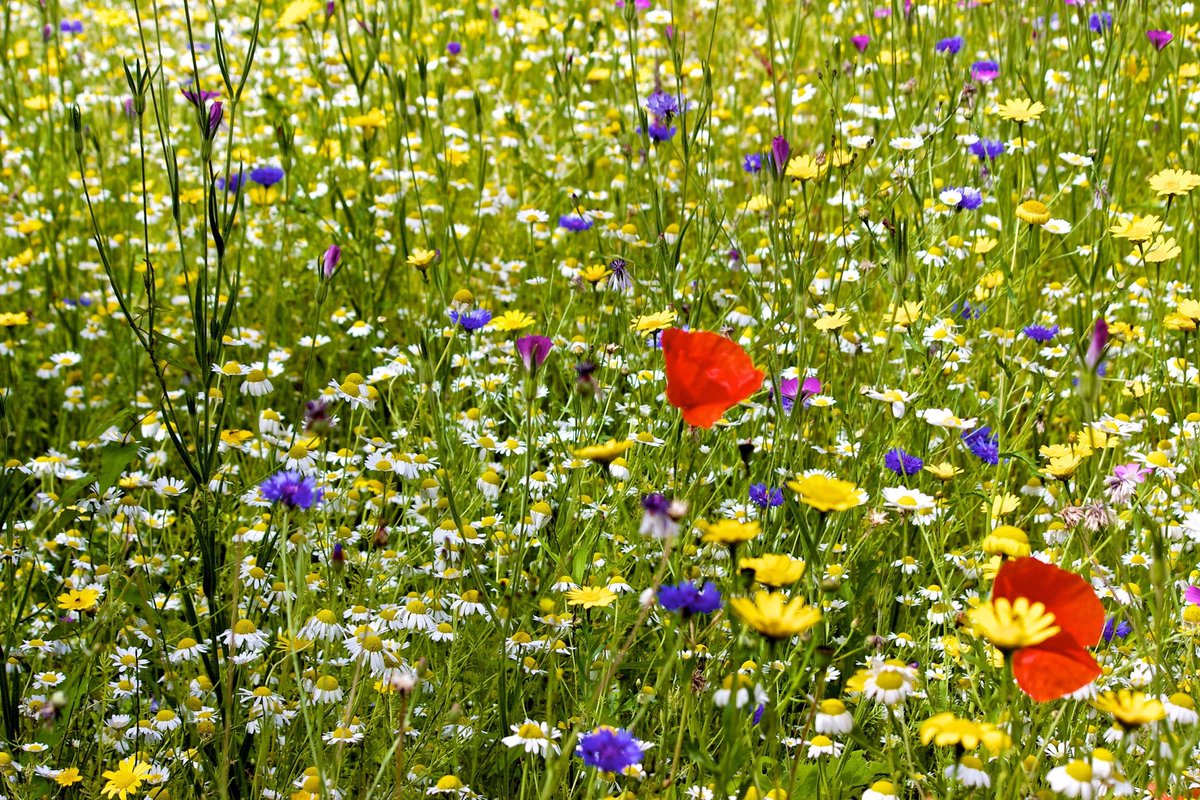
1147,29 -> 1173,50
1186,585 -> 1200,605
516,334 -> 553,373
779,375 -> 821,413
771,136 -> 790,174
1111,463 -> 1149,484
1084,317 -> 1108,370
322,245 -> 342,278
851,34 -> 870,53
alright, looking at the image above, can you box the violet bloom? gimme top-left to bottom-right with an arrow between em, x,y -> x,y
249,165 -> 286,187
779,375 -> 820,413
447,41 -> 462,55
743,153 -> 763,174
962,426 -> 999,465
1022,324 -> 1059,343
953,187 -> 983,210
968,139 -> 1005,160
1101,616 -> 1132,643
657,581 -> 722,616
322,245 -> 341,278
260,470 -> 322,509
449,308 -> 492,331
1146,29 -> 1173,50
207,101 -> 224,137
749,483 -> 784,508
639,493 -> 680,540
1084,317 -> 1108,370
770,136 -> 790,174
559,213 -> 593,232
60,20 -> 84,34
646,89 -> 680,119
970,60 -> 1000,82
215,172 -> 243,192
884,448 -> 924,476
1186,585 -> 1200,605
576,727 -> 644,772
936,35 -> 964,55
647,120 -> 677,142
1089,12 -> 1113,33
181,87 -> 220,106
850,34 -> 870,53
516,334 -> 553,373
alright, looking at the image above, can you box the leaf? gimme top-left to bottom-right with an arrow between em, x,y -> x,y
98,443 -> 140,493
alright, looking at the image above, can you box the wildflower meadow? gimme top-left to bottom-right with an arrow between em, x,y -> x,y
3,0 -> 1200,798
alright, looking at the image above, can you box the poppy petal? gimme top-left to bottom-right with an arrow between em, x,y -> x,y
1011,630 -> 1100,702
994,557 -> 1104,647
662,328 -> 764,429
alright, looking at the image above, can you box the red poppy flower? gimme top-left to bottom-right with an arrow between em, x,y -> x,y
990,557 -> 1104,702
662,328 -> 765,429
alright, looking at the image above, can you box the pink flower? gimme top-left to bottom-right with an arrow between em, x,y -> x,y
1146,29 -> 1173,50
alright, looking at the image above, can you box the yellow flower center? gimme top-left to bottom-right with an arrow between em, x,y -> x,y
1065,760 -> 1093,782
516,722 -> 545,739
970,597 -> 1059,651
874,671 -> 904,691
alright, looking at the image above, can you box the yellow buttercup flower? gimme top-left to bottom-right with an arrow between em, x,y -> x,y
700,519 -> 760,546
1109,214 -> 1162,243
57,588 -> 100,612
1092,690 -> 1166,730
489,310 -> 536,332
1148,168 -> 1200,197
787,474 -> 866,512
785,154 -> 825,181
101,757 -> 152,800
407,248 -> 437,268
970,597 -> 1060,651
919,713 -> 984,748
345,108 -> 388,129
565,586 -> 618,609
276,0 -> 322,28
0,312 -> 29,327
738,554 -> 806,586
1141,235 -> 1181,262
630,310 -> 677,333
730,591 -> 822,640
981,526 -> 1030,559
997,98 -> 1046,123
573,439 -> 632,464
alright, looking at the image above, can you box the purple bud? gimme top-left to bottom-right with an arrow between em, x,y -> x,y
42,24 -> 52,42
123,98 -> 137,120
516,334 -> 553,373
322,244 -> 341,278
207,101 -> 224,137
770,136 -> 790,174
851,34 -> 870,53
447,41 -> 462,56
326,1 -> 335,16
1085,317 -> 1108,370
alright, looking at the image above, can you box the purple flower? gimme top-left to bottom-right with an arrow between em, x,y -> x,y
516,334 -> 553,373
953,301 -> 985,320
646,89 -> 680,119
448,308 -> 492,331
1089,12 -> 1113,33
181,87 -> 220,106
215,172 -> 243,192
260,470 -> 322,509
577,726 -> 644,772
559,213 -> 593,232
647,120 -> 677,142
1022,324 -> 1059,343
608,257 -> 633,291
970,60 -> 1000,82
779,375 -> 820,413
60,20 -> 84,34
322,245 -> 341,278
936,35 -> 964,55
1085,317 -> 1108,370
1111,463 -> 1149,484
447,41 -> 462,55
968,138 -> 1005,160
743,153 -> 763,174
1147,29 -> 1173,50
657,581 -> 722,616
207,101 -> 224,137
962,426 -> 999,465
749,483 -> 784,508
850,34 -> 870,53
1186,585 -> 1200,605
249,166 -> 286,187
752,704 -> 765,725
1101,616 -> 1132,643
770,136 -> 790,174
884,448 -> 924,476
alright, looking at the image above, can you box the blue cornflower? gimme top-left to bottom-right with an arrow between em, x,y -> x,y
647,121 -> 677,142
749,483 -> 785,508
260,470 -> 322,509
645,89 -> 680,119
449,308 -> 492,331
970,60 -> 999,82
1101,616 -> 1132,643
559,214 -> 593,232
968,139 -> 1005,160
1089,12 -> 1113,32
957,187 -> 983,210
60,20 -> 84,34
952,301 -> 985,320
576,727 -> 644,772
935,35 -> 964,55
962,426 -> 999,465
743,153 -> 763,174
447,41 -> 462,55
249,165 -> 286,187
1022,324 -> 1060,343
884,448 -> 924,476
216,172 -> 244,192
657,581 -> 722,616
752,704 -> 765,725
